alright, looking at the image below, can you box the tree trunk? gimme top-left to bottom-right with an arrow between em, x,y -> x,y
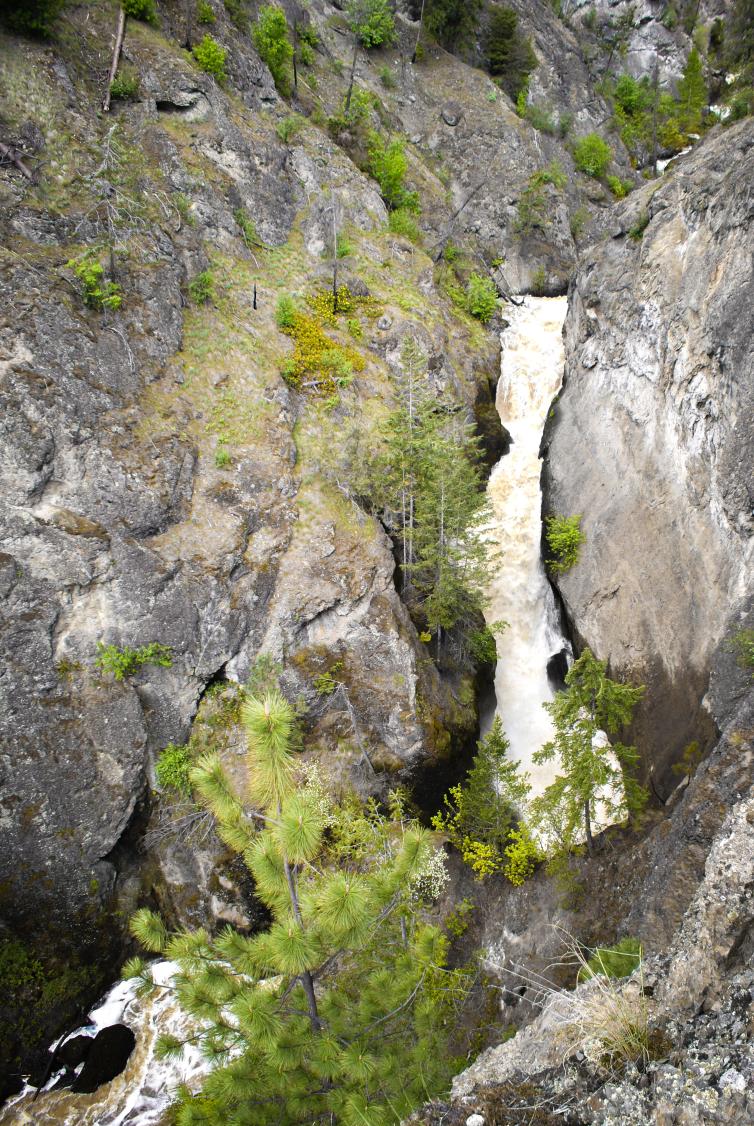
293,24 -> 299,93
584,798 -> 593,854
331,202 -> 339,313
282,854 -> 323,1032
411,0 -> 426,64
0,142 -> 34,182
184,0 -> 193,49
102,6 -> 127,114
344,36 -> 359,114
651,60 -> 659,177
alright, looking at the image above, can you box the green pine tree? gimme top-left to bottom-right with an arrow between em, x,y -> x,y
676,46 -> 707,133
407,412 -> 493,659
531,649 -> 647,855
432,717 -> 531,879
127,689 -> 469,1125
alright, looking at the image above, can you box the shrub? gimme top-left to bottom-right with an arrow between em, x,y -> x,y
110,68 -> 140,100
298,41 -> 315,65
66,253 -> 122,311
379,64 -> 396,88
276,114 -> 304,143
1,0 -> 65,37
347,0 -> 397,49
123,0 -> 158,22
367,134 -> 419,212
234,207 -> 262,248
728,628 -> 754,677
192,34 -> 227,81
253,5 -> 293,94
573,133 -> 612,177
464,273 -> 498,323
275,293 -> 297,329
503,825 -> 540,886
223,0 -> 249,32
628,211 -> 650,240
197,1 -> 215,24
578,937 -> 643,982
215,443 -> 232,468
188,269 -> 215,304
525,102 -> 556,133
313,661 -> 344,696
327,88 -> 375,135
545,513 -> 585,573
515,164 -> 566,234
155,743 -> 193,794
569,206 -> 589,239
388,207 -> 422,243
95,641 -> 173,680
607,174 -> 633,198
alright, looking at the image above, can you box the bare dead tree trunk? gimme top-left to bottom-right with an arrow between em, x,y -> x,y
0,142 -> 34,182
184,0 -> 193,49
102,6 -> 127,114
430,180 -> 486,261
651,60 -> 659,177
331,201 -> 339,313
412,0 -> 426,64
344,35 -> 359,114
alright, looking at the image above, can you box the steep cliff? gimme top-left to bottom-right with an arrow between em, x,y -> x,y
411,112 -> 754,1126
544,116 -> 753,788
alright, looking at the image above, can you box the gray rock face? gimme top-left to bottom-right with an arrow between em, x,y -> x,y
0,7 -> 498,948
544,119 -> 754,785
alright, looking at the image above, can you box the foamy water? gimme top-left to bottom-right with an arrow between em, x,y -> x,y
1,962 -> 208,1126
483,296 -> 569,796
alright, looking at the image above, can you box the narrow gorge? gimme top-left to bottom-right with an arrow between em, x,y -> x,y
0,1 -> 752,1124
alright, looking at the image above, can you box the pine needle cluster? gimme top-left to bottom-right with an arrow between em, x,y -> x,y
127,688 -> 469,1125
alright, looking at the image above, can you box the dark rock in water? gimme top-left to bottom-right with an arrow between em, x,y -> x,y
70,1025 -> 135,1093
49,1067 -> 78,1091
546,648 -> 569,690
56,1033 -> 93,1070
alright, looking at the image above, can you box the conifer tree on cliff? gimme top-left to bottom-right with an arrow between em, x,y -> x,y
127,688 -> 467,1125
532,649 -> 647,854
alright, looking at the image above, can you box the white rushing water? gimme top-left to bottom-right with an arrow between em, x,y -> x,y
483,295 -> 570,796
1,962 -> 208,1126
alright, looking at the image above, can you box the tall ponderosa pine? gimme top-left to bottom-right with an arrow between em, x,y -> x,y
127,689 -> 468,1125
531,649 -> 647,854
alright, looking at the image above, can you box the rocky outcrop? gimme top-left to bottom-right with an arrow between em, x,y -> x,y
0,5 -> 500,955
544,118 -> 754,787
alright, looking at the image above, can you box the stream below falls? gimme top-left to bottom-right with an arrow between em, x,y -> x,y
483,295 -> 570,796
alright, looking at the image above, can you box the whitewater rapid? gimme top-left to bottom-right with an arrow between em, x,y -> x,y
0,962 -> 208,1126
483,295 -> 570,796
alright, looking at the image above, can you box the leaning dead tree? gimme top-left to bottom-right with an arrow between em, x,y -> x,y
429,180 -> 486,262
0,141 -> 35,182
102,5 -> 127,114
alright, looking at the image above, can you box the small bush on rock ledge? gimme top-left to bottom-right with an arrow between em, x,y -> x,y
464,273 -> 498,323
572,133 -> 612,178
545,513 -> 585,573
192,34 -> 227,82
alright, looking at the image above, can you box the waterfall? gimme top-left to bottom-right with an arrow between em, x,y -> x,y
483,295 -> 570,796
